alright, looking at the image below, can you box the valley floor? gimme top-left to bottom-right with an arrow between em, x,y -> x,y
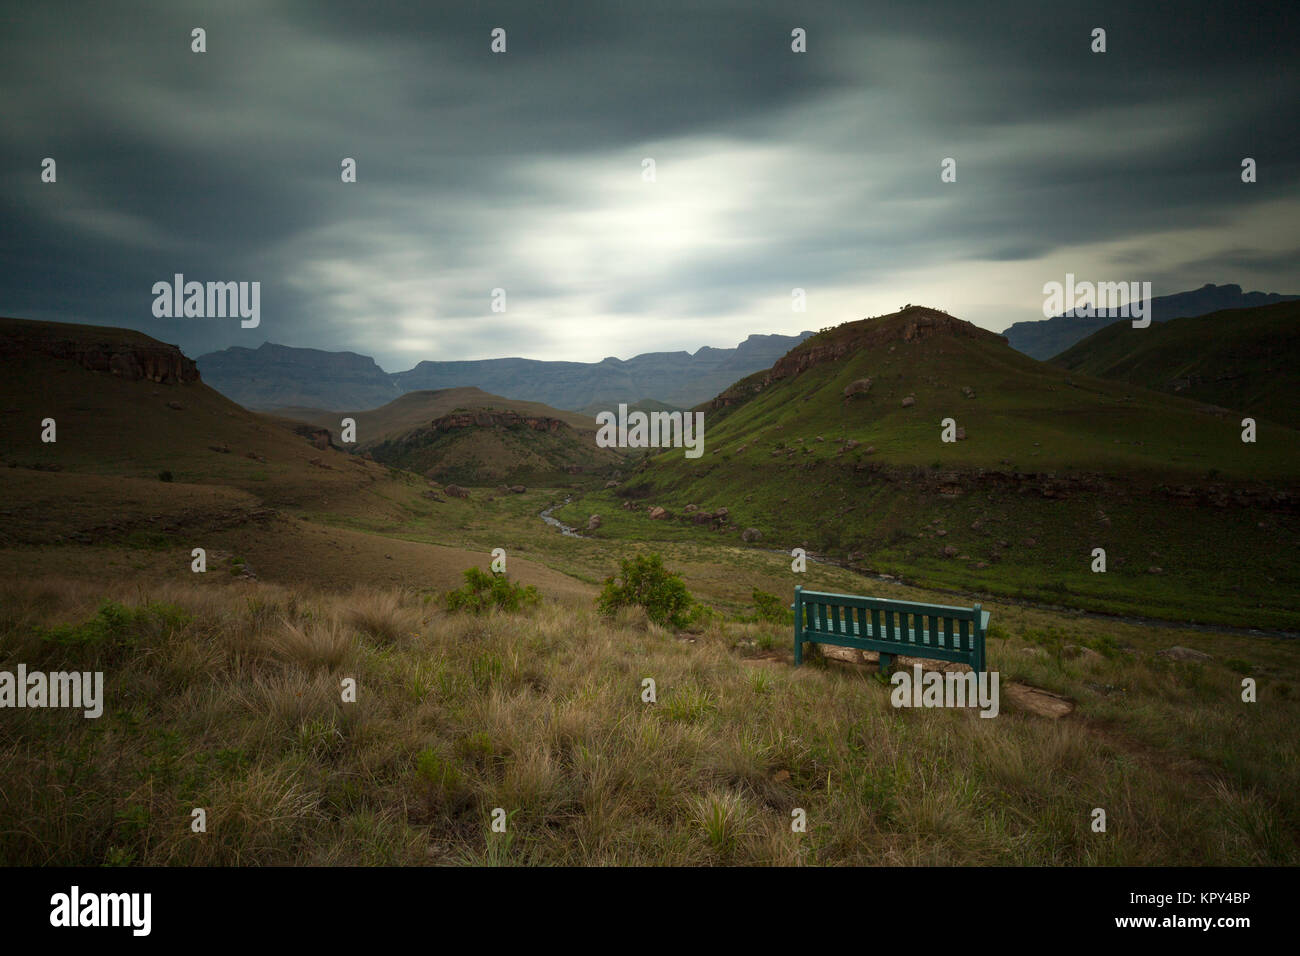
1,484 -> 1296,865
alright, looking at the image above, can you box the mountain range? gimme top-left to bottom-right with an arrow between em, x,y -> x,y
197,332 -> 815,413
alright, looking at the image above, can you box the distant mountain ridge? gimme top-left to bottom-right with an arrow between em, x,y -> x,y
198,331 -> 814,412
1002,283 -> 1300,360
196,342 -> 401,410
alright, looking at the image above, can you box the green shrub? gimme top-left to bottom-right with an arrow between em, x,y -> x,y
36,600 -> 191,651
444,567 -> 540,614
751,588 -> 791,625
597,553 -> 692,628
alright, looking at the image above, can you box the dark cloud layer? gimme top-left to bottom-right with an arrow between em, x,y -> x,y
1,0 -> 1297,369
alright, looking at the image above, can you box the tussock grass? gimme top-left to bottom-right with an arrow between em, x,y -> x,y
0,576 -> 1296,866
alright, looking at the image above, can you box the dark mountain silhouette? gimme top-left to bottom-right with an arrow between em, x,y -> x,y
198,331 -> 814,412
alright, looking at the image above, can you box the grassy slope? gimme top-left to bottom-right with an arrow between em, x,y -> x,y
1051,300 -> 1300,429
271,387 -> 599,441
565,309 -> 1300,629
0,344 -> 598,597
1,573 -> 1295,865
272,386 -> 623,484
1,315 -> 1298,866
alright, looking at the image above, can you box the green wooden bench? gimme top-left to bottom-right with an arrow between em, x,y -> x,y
792,586 -> 989,674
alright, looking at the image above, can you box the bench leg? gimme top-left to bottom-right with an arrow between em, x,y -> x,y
878,652 -> 893,676
794,637 -> 803,667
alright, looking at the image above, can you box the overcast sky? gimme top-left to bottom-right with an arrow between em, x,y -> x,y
2,0 -> 1297,370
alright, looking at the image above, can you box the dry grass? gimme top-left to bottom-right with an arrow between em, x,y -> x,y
0,575 -> 1296,866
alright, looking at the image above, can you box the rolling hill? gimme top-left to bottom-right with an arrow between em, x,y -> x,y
567,305 -> 1300,629
273,387 -> 626,485
0,316 -> 591,594
1001,282 -> 1300,360
1051,300 -> 1300,429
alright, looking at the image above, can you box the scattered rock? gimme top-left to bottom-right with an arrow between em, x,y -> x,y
445,484 -> 470,499
843,378 -> 873,398
604,480 -> 619,489
166,401 -> 184,411
1005,683 -> 1075,719
821,644 -> 869,665
1022,537 -> 1037,547
209,444 -> 231,454
648,506 -> 668,519
1157,646 -> 1212,662
684,504 -> 698,512
510,485 -> 526,494
587,514 -> 602,530
942,545 -> 959,557
1147,566 -> 1163,574
1063,644 -> 1103,662
741,527 -> 762,542
901,396 -> 916,408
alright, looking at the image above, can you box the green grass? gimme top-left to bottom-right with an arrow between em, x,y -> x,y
1053,300 -> 1300,429
1,576 -> 1295,865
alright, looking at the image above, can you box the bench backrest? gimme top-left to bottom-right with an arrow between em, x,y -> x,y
793,586 -> 984,664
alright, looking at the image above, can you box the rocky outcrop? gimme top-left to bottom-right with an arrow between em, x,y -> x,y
432,410 -> 567,433
0,319 -> 199,384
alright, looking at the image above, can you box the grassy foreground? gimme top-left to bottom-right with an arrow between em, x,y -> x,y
1,575 -> 1295,866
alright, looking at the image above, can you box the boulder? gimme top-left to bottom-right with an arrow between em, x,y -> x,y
587,514 -> 602,530
648,506 -> 668,519
842,378 -> 873,398
445,484 -> 470,499
741,527 -> 762,542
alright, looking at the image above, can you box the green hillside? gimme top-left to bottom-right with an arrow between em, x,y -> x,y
1051,301 -> 1300,429
276,386 -> 626,484
272,386 -> 598,443
557,307 -> 1300,629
